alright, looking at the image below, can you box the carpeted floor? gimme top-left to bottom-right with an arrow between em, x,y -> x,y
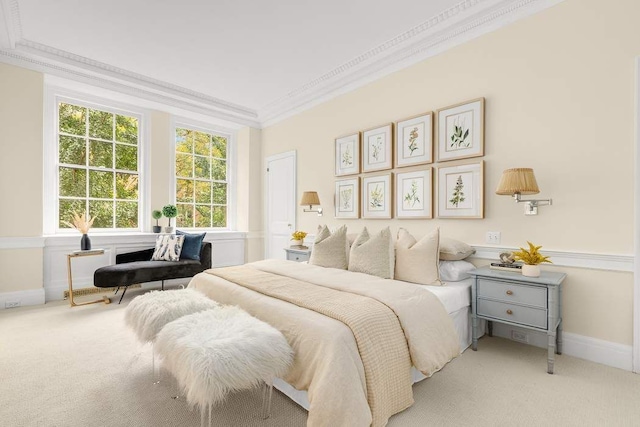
2,287 -> 640,427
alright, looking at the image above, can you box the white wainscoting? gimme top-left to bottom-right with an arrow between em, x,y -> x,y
43,232 -> 246,302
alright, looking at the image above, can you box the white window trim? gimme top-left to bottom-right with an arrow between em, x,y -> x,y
43,85 -> 151,235
170,116 -> 237,231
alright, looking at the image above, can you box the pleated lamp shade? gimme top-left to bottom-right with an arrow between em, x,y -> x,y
495,168 -> 540,195
300,191 -> 321,206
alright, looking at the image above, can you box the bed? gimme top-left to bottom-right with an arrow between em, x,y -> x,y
188,259 -> 472,427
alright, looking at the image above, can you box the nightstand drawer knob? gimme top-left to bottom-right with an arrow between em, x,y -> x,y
506,309 -> 513,315
506,290 -> 513,295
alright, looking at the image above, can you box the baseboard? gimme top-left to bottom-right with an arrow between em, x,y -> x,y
491,323 -> 632,371
0,288 -> 45,309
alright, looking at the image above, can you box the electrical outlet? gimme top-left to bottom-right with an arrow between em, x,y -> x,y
511,330 -> 528,343
485,231 -> 501,245
5,301 -> 20,309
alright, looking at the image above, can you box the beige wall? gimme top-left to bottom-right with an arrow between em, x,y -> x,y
261,0 -> 639,345
237,127 -> 264,262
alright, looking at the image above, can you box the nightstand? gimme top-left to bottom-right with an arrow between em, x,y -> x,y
469,266 -> 566,374
284,247 -> 311,262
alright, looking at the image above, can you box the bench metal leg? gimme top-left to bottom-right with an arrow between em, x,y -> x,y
161,280 -> 165,291
118,286 -> 128,304
114,286 -> 120,295
261,379 -> 274,420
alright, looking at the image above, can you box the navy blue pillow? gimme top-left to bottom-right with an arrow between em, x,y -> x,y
176,230 -> 206,261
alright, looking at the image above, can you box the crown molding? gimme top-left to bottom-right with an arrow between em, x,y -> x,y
0,42 -> 261,128
0,0 -> 21,49
258,0 -> 565,126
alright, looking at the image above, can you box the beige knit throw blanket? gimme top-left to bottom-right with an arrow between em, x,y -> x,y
209,265 -> 413,427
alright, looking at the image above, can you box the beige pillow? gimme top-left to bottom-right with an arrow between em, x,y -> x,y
395,228 -> 441,285
439,237 -> 475,260
348,227 -> 395,279
309,225 -> 348,269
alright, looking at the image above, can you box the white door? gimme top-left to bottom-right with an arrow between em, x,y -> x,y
266,151 -> 296,259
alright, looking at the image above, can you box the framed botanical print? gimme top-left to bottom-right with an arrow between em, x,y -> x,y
437,98 -> 484,162
437,160 -> 484,219
362,173 -> 392,219
395,168 -> 432,219
335,178 -> 360,219
395,112 -> 433,168
335,133 -> 360,176
362,123 -> 393,172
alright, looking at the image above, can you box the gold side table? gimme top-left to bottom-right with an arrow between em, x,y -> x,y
67,249 -> 111,307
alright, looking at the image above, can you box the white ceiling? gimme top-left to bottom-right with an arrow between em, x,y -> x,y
0,0 -> 561,126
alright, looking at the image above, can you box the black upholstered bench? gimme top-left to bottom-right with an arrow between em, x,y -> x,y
94,242 -> 212,304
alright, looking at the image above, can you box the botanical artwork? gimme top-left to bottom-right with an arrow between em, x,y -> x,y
362,174 -> 392,219
395,113 -> 432,168
362,124 -> 393,172
395,169 -> 432,219
335,133 -> 360,176
334,178 -> 359,219
437,98 -> 484,162
446,172 -> 473,210
437,161 -> 483,219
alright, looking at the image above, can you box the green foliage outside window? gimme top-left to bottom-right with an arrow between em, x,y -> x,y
58,102 -> 139,229
175,127 -> 228,228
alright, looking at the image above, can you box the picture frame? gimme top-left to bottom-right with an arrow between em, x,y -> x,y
362,123 -> 393,172
334,133 -> 360,176
395,112 -> 433,168
437,160 -> 484,219
334,178 -> 360,219
395,168 -> 432,219
436,98 -> 484,162
362,173 -> 393,219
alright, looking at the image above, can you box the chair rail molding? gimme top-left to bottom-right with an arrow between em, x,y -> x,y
0,236 -> 45,249
471,245 -> 633,272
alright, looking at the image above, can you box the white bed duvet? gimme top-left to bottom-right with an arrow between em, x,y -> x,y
189,259 -> 462,426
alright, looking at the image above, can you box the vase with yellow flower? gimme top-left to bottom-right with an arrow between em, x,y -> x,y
512,241 -> 552,277
63,211 -> 96,251
290,230 -> 307,247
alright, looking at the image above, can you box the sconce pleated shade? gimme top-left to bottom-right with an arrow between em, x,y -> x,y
495,168 -> 540,195
300,191 -> 321,206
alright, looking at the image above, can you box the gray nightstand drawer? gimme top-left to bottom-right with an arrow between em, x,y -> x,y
285,249 -> 310,262
477,278 -> 547,308
477,298 -> 547,329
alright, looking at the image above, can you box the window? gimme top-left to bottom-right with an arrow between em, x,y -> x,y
57,101 -> 140,230
175,126 -> 228,228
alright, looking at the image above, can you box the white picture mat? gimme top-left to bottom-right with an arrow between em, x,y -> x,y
395,113 -> 433,167
437,99 -> 484,162
437,161 -> 483,218
362,174 -> 392,218
335,133 -> 360,176
395,169 -> 432,218
334,178 -> 359,219
362,124 -> 393,172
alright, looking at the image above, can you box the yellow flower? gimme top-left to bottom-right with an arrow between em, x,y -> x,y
512,241 -> 552,265
291,231 -> 307,241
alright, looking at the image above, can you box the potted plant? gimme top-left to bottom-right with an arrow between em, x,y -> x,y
290,230 -> 307,247
513,241 -> 552,277
152,210 -> 163,233
162,204 -> 178,233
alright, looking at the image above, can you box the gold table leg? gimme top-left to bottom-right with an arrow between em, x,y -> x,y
67,254 -> 111,307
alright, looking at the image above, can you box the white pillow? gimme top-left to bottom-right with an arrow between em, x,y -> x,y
348,227 -> 394,279
151,234 -> 185,261
439,260 -> 476,282
439,237 -> 475,260
308,225 -> 348,269
394,228 -> 441,285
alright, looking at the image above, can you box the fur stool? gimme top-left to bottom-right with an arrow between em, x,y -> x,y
155,306 -> 293,426
124,289 -> 219,381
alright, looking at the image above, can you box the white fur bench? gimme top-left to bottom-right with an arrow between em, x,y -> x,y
124,289 -> 220,381
155,305 -> 293,426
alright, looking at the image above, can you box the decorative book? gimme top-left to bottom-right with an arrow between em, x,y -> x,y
489,262 -> 523,272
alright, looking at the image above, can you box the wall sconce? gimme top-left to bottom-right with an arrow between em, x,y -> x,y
495,168 -> 552,215
300,191 -> 323,216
